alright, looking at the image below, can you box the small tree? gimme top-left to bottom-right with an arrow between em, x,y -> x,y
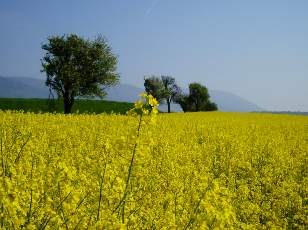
189,83 -> 210,111
176,82 -> 218,112
161,76 -> 181,113
144,76 -> 164,103
144,75 -> 181,113
175,94 -> 192,112
204,101 -> 218,111
41,34 -> 119,114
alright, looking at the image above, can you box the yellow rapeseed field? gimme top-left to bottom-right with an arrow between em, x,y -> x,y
0,100 -> 307,228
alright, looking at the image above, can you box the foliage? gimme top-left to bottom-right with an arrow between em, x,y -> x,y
204,101 -> 218,111
0,111 -> 307,228
175,94 -> 193,112
0,98 -> 133,115
144,75 -> 181,113
41,34 -> 119,113
144,76 -> 164,103
176,82 -> 218,112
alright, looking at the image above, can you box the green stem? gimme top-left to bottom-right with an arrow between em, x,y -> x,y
14,133 -> 31,163
96,164 -> 106,221
112,114 -> 143,221
26,154 -> 35,226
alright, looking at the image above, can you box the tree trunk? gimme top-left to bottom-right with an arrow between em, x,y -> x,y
63,92 -> 74,114
167,100 -> 171,113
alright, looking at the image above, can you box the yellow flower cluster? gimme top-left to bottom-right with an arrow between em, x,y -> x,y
0,110 -> 307,228
127,93 -> 159,117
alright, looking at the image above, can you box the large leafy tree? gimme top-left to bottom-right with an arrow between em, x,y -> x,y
144,75 -> 181,113
41,34 -> 119,113
176,82 -> 218,112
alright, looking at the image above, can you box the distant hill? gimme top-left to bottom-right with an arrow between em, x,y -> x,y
105,84 -> 142,102
209,90 -> 264,112
0,76 -> 50,98
0,76 -> 264,112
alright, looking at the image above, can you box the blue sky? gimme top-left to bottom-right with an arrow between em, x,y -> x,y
0,0 -> 307,111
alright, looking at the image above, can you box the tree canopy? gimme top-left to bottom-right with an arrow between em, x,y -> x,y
161,76 -> 181,113
41,34 -> 119,113
144,75 -> 181,113
144,76 -> 165,103
176,82 -> 218,112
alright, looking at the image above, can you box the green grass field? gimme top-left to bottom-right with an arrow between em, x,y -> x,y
0,98 -> 134,114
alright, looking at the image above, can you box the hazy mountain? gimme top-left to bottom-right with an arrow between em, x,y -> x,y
0,76 -> 263,112
105,84 -> 142,102
210,90 -> 264,112
0,76 -> 50,98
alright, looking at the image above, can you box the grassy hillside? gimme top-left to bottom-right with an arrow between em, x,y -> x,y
0,98 -> 133,114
